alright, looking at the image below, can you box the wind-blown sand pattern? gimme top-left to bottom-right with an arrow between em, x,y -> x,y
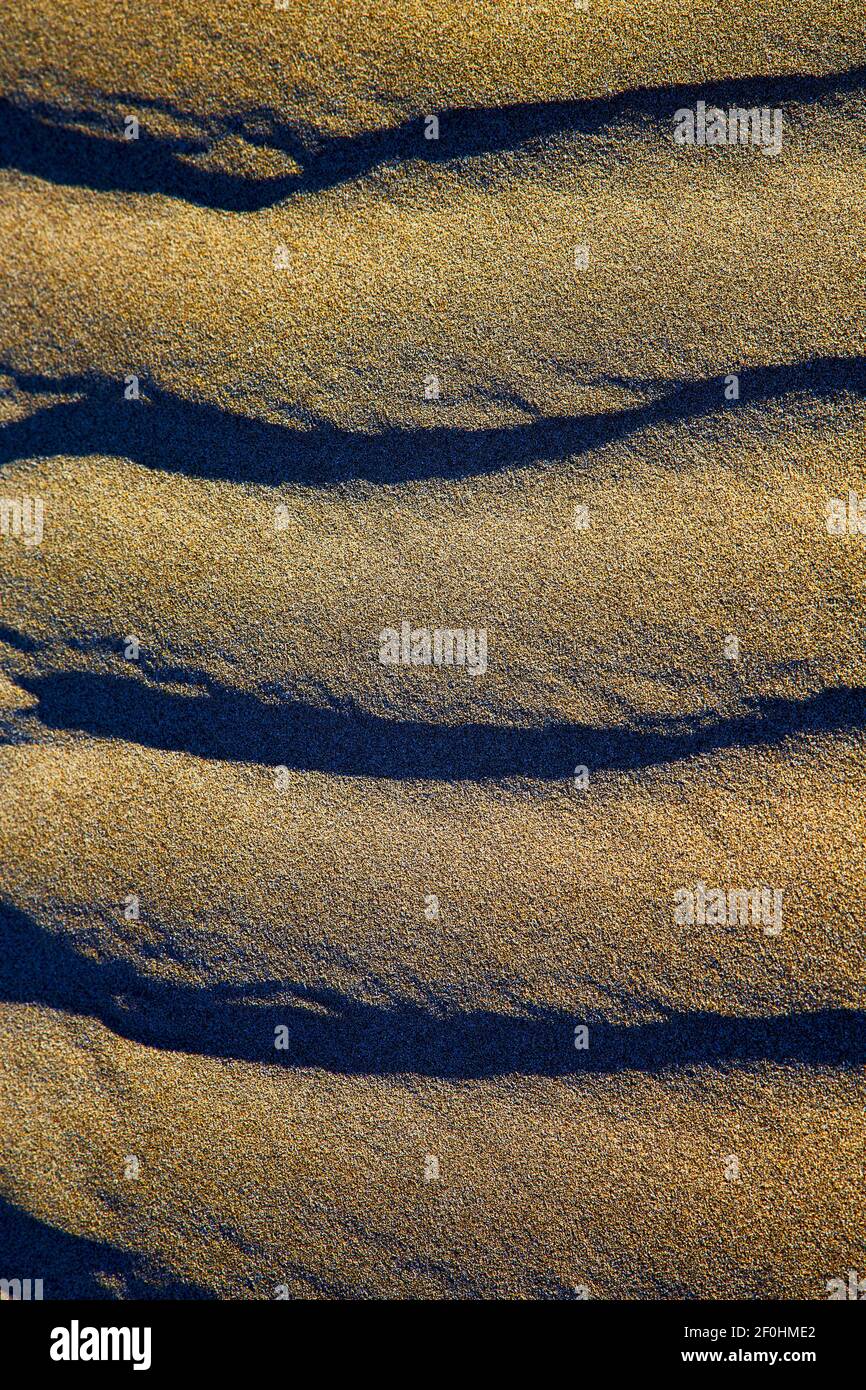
0,3 -> 864,1299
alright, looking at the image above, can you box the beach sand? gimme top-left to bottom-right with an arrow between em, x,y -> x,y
0,2 -> 864,1298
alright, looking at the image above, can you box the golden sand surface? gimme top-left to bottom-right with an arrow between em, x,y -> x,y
3,2 -> 866,140
0,3 -> 864,1298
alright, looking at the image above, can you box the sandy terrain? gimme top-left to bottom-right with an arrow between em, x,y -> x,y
0,2 -> 864,1298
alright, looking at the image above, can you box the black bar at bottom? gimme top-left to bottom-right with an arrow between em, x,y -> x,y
4,1298 -> 860,1376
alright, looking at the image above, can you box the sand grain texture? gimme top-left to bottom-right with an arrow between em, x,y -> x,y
0,2 -> 864,1299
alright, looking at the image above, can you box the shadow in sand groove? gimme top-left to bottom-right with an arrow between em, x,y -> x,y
0,67 -> 864,210
6,667 -> 865,780
1,356 -> 865,488
1,902 -> 863,1076
0,1195 -> 211,1299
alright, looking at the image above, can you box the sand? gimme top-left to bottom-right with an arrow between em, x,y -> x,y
0,3 -> 864,1298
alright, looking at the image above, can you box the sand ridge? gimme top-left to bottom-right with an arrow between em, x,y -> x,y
0,2 -> 864,1299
